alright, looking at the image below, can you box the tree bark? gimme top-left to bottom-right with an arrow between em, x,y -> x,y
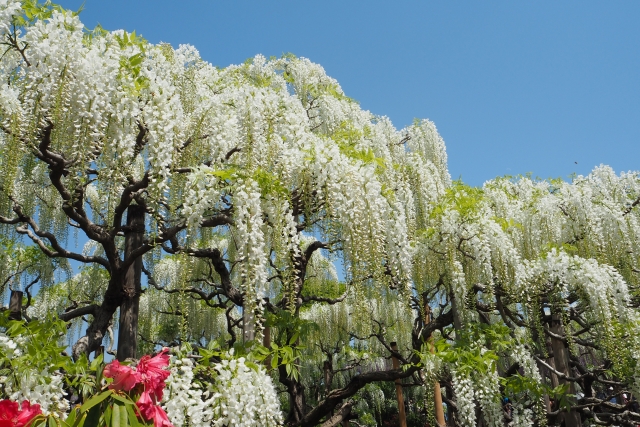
550,312 -> 583,427
117,204 -> 145,361
424,305 -> 446,427
320,401 -> 354,427
71,286 -> 121,360
9,290 -> 23,321
391,342 -> 408,427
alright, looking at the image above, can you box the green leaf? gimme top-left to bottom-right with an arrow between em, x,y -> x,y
90,353 -> 104,371
112,402 -> 128,427
64,407 -> 78,427
245,360 -> 260,372
288,331 -> 300,346
124,402 -> 144,427
83,404 -> 102,427
80,390 -> 113,413
111,393 -> 136,406
207,167 -> 238,181
26,415 -> 46,427
111,405 -> 119,427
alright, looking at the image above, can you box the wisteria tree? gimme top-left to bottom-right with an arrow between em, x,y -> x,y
0,0 -> 450,424
2,1 -> 640,427
410,168 -> 640,426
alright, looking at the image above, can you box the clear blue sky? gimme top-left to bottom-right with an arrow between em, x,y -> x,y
58,0 -> 639,187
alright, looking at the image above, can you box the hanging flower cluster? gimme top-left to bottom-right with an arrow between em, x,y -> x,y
415,166 -> 640,424
162,357 -> 215,427
0,0 -> 21,38
162,352 -> 283,427
207,356 -> 283,427
0,332 -> 68,417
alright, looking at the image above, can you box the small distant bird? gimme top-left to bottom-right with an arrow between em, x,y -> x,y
575,161 -> 578,164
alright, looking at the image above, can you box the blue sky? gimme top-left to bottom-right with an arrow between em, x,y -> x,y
58,0 -> 640,187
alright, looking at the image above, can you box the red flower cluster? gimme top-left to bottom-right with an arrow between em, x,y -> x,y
103,349 -> 173,427
0,400 -> 42,427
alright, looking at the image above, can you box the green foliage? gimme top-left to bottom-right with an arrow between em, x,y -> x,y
0,314 -> 154,427
282,69 -> 354,104
492,216 -> 523,232
430,180 -> 484,221
0,314 -> 121,427
500,373 -> 544,403
434,323 -> 512,372
0,235 -> 65,294
250,309 -> 319,382
82,24 -> 108,44
113,31 -> 149,94
330,122 -> 386,172
301,279 -> 346,302
540,242 -> 579,258
547,383 -> 572,412
13,0 -> 76,27
47,389 -> 149,427
252,168 -> 288,197
206,166 -> 288,196
0,313 -> 87,392
206,165 -> 240,182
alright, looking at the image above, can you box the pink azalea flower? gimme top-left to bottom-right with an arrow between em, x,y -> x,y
103,360 -> 141,392
137,348 -> 170,401
14,402 -> 41,427
0,400 -> 42,427
137,391 -> 173,427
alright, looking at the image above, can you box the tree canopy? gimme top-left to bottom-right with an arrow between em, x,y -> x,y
1,2 -> 640,427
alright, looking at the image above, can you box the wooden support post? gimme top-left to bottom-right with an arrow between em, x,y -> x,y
390,342 -> 408,427
9,290 -> 23,321
425,305 -> 446,427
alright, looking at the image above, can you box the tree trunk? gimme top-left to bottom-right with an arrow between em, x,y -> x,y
450,290 -> 463,332
391,342 -> 408,427
9,290 -> 23,321
285,379 -> 306,426
550,312 -> 582,427
117,204 -> 145,361
71,287 -> 121,360
425,304 -> 447,427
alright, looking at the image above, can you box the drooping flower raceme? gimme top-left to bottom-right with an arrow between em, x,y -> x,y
0,333 -> 68,417
0,0 -> 21,37
162,357 -> 215,427
162,353 -> 283,427
208,357 -> 283,427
